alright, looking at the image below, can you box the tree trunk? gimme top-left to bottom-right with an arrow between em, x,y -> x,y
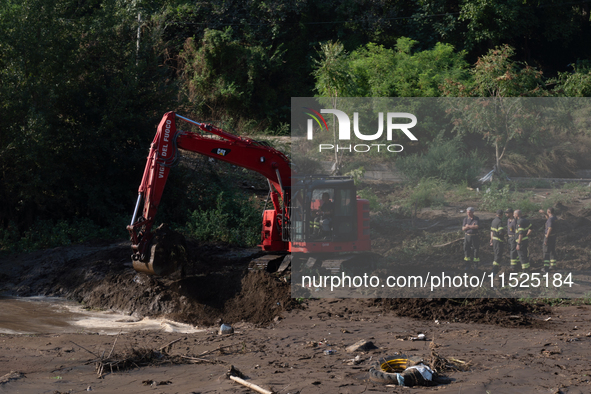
495,141 -> 501,174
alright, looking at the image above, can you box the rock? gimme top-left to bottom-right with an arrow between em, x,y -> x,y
219,324 -> 234,335
346,339 -> 377,353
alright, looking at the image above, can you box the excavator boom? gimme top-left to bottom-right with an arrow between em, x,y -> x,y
127,112 -> 291,275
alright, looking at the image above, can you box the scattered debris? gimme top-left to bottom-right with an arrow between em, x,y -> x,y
411,334 -> 426,341
219,324 -> 234,335
346,340 -> 377,353
142,380 -> 171,386
430,349 -> 471,372
369,355 -> 436,387
0,371 -> 25,385
433,238 -> 463,248
345,355 -> 362,365
323,349 -> 336,355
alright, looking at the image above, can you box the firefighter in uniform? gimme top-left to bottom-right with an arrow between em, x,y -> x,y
462,207 -> 480,269
539,207 -> 558,271
515,209 -> 532,272
505,208 -> 519,270
489,209 -> 505,275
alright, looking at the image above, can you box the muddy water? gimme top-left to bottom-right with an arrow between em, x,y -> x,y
0,296 -> 203,335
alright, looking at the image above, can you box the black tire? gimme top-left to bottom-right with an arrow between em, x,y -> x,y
368,355 -> 410,385
369,355 -> 436,387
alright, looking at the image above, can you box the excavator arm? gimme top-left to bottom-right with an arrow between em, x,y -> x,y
127,112 -> 292,275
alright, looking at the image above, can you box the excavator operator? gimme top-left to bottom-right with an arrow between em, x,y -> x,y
312,192 -> 334,238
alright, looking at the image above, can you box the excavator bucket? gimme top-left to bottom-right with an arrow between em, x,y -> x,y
133,224 -> 187,276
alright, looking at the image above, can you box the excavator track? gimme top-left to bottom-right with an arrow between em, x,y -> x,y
248,254 -> 291,274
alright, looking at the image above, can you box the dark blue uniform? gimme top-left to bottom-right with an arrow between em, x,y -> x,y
507,217 -> 518,267
463,216 -> 480,263
490,216 -> 505,267
516,217 -> 532,270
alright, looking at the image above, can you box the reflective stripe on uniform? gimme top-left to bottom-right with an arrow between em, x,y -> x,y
517,225 -> 531,233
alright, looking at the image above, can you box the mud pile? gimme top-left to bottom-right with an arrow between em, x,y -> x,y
374,298 -> 549,327
0,241 -> 297,327
3,197 -> 590,329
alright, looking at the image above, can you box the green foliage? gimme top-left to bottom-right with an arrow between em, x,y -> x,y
1,0 -> 591,255
183,192 -> 262,247
344,167 -> 365,186
552,61 -> 591,97
396,136 -> 485,185
480,183 -> 511,212
442,45 -> 547,97
459,0 -> 522,51
313,41 -> 356,103
0,0 -> 175,235
405,178 -> 447,211
0,217 -> 127,253
179,28 -> 285,127
441,45 -> 550,174
357,188 -> 381,212
514,194 -> 539,215
291,154 -> 323,175
313,38 -> 470,99
446,181 -> 479,202
350,39 -> 470,97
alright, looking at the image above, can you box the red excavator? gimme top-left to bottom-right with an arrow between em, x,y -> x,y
127,112 -> 371,276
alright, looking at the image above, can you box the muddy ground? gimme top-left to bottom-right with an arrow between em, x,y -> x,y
1,191 -> 591,393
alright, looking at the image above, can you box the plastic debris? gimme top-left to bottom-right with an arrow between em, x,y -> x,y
219,324 -> 234,335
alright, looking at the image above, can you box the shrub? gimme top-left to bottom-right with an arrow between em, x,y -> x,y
183,192 -> 262,247
396,136 -> 484,185
480,183 -> 511,212
405,178 -> 447,212
357,187 -> 382,212
0,217 -> 127,253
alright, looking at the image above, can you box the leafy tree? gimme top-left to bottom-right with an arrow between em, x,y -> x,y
344,38 -> 470,97
179,28 -> 285,126
312,40 -> 355,171
312,41 -> 356,105
0,0 -> 175,232
441,45 -> 549,174
396,135 -> 485,184
552,61 -> 591,97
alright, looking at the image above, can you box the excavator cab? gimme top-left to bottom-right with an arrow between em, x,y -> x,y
288,177 -> 370,254
290,177 -> 357,243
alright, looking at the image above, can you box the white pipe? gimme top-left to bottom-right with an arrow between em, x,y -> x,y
130,194 -> 142,226
175,114 -> 202,126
